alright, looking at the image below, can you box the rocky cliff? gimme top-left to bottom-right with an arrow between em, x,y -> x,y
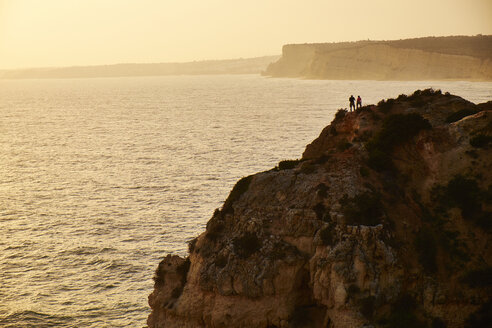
148,89 -> 492,328
263,36 -> 492,81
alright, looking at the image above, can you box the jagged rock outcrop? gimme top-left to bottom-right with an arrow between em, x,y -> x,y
148,89 -> 491,328
263,36 -> 492,81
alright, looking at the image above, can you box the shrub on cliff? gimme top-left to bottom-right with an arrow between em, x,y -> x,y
407,88 -> 441,108
313,202 -> 330,222
377,99 -> 395,113
319,226 -> 334,246
334,109 -> 347,121
340,192 -> 384,226
277,159 -> 303,170
336,140 -> 352,151
222,175 -> 253,213
411,88 -> 441,98
470,134 -> 492,149
366,113 -> 431,171
433,175 -> 490,229
205,214 -> 225,241
233,232 -> 261,259
445,108 -> 478,123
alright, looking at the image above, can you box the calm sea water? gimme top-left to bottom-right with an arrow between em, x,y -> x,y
0,75 -> 490,327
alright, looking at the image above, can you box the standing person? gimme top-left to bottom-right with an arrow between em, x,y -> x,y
349,95 -> 355,112
357,95 -> 362,109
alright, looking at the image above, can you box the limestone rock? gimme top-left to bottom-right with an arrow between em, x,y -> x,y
148,89 -> 491,328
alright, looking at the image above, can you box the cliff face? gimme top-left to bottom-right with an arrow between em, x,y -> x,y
263,36 -> 492,81
148,90 -> 492,328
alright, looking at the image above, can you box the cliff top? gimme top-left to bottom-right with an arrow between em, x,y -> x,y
282,35 -> 492,60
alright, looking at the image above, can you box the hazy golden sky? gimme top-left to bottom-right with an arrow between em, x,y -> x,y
0,0 -> 491,69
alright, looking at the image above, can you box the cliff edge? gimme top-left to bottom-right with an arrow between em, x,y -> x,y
263,36 -> 492,81
148,89 -> 491,328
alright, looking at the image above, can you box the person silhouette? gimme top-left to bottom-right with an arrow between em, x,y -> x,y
349,95 -> 355,112
357,95 -> 362,109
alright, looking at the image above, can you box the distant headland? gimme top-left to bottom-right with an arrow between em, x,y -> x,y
264,35 -> 492,81
0,56 -> 279,79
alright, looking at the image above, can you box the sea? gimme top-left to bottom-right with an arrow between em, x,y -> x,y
0,75 -> 490,327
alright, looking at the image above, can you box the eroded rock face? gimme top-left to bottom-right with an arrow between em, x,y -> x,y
263,36 -> 492,81
148,90 -> 491,328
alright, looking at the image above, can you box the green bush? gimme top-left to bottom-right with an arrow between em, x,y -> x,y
330,125 -> 338,136
316,183 -> 328,198
337,140 -> 353,151
445,108 -> 478,123
397,93 -> 409,101
465,150 -> 479,158
278,159 -> 303,170
314,154 -> 330,164
434,175 -> 482,221
222,175 -> 253,213
319,227 -> 334,246
233,232 -> 261,259
366,113 -> 431,171
470,134 -> 492,148
215,254 -> 228,268
406,89 -> 440,108
377,98 -> 395,113
171,286 -> 183,298
205,216 -> 225,241
341,192 -> 384,226
411,88 -> 441,98
369,113 -> 432,152
313,202 -> 328,221
360,166 -> 370,177
300,162 -> 316,175
335,109 -> 347,121
367,148 -> 394,172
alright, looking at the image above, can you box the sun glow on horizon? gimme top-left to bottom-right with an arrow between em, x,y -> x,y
0,0 -> 491,69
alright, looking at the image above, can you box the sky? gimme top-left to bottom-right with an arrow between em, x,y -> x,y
0,0 -> 491,69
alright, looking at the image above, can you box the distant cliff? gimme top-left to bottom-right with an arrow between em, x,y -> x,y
0,56 -> 279,79
148,89 -> 491,328
263,36 -> 492,81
